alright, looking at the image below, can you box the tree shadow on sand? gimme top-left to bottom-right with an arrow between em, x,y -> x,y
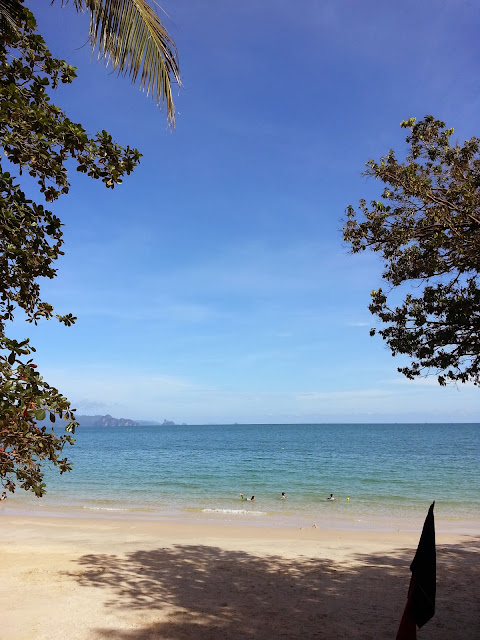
66,536 -> 480,640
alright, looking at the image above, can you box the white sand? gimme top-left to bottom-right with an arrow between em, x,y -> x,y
0,514 -> 478,639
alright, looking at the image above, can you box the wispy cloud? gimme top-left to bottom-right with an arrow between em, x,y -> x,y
345,320 -> 371,327
41,239 -> 381,328
387,375 -> 477,389
40,364 -> 479,425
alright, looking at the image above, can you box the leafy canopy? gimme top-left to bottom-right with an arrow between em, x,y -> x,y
344,115 -> 480,386
0,6 -> 141,495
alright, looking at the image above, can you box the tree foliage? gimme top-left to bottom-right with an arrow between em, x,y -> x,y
344,116 -> 480,386
0,6 -> 141,495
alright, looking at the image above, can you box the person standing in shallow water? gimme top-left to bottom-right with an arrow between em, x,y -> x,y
1,491 -> 7,501
281,492 -> 286,500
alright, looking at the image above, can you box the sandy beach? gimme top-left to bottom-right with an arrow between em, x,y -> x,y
0,513 -> 478,640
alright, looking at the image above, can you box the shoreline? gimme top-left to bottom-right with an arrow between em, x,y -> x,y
1,512 -> 479,639
1,511 -> 476,563
2,499 -> 479,535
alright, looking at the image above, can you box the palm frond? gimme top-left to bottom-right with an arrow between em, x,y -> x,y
0,0 -> 25,35
61,0 -> 181,126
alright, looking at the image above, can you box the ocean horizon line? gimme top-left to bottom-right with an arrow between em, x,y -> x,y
77,421 -> 480,426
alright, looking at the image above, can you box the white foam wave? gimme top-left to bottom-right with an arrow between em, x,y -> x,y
82,506 -> 130,512
202,508 -> 264,516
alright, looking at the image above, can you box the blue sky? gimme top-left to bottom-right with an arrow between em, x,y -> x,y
16,0 -> 479,423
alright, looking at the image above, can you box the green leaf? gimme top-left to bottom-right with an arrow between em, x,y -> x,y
34,409 -> 46,421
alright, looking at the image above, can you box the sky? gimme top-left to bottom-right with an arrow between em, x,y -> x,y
14,0 -> 480,423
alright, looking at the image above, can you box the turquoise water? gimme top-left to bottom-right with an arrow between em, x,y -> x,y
6,423 -> 480,529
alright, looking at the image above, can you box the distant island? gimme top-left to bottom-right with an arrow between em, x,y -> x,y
75,415 -> 182,427
75,414 -> 140,427
36,414 -> 187,427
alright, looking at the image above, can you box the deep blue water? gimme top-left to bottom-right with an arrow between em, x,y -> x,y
7,423 -> 480,528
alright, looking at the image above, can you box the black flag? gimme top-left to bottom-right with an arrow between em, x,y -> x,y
396,502 -> 436,639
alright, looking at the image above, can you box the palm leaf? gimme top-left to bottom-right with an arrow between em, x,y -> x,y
60,0 -> 181,126
0,0 -> 25,34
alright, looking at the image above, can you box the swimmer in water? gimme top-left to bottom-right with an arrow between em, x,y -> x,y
327,493 -> 335,501
281,492 -> 286,500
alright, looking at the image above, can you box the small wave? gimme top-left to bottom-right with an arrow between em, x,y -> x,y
202,508 -> 264,516
82,506 -> 130,512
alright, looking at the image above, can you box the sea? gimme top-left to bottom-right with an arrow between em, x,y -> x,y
4,423 -> 480,532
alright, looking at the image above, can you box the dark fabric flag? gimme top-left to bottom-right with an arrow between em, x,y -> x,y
396,502 -> 436,640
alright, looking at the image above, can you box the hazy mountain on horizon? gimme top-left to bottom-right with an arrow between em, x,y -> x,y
35,414 -> 165,427
75,414 -> 165,427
